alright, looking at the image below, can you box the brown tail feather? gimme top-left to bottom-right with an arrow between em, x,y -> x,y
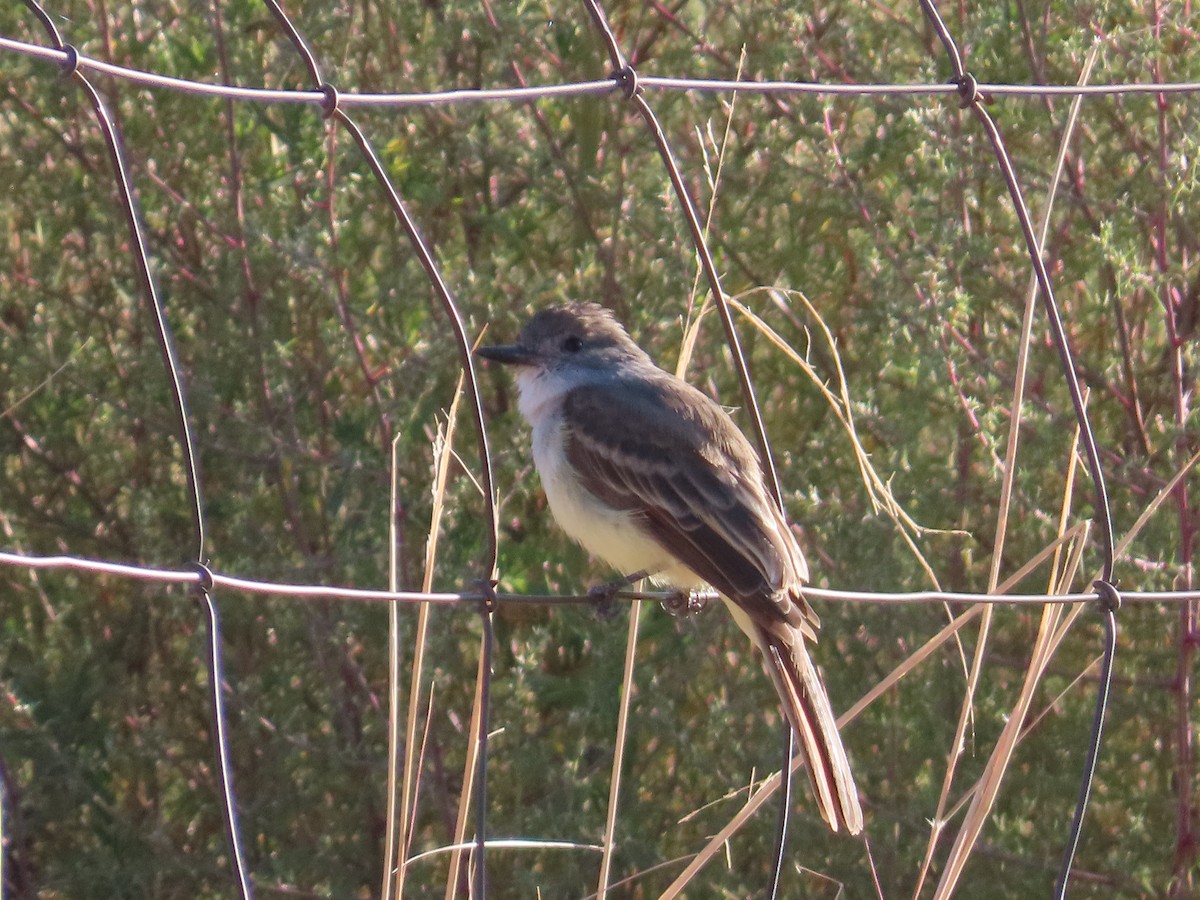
759,626 -> 863,835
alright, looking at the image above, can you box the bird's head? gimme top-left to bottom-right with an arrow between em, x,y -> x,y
476,302 -> 650,375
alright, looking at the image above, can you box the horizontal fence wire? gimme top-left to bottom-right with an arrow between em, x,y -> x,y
3,551 -> 1199,607
5,35 -> 1200,103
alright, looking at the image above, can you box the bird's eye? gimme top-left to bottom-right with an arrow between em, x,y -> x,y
562,335 -> 584,353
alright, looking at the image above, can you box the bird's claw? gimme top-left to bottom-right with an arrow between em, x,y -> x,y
587,581 -> 620,619
661,589 -> 708,618
587,569 -> 650,620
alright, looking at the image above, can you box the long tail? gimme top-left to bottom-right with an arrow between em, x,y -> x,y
757,623 -> 863,834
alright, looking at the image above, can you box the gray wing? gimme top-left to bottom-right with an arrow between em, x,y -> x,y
561,374 -> 817,635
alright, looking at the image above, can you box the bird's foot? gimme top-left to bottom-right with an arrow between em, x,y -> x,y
587,570 -> 649,619
661,588 -> 710,618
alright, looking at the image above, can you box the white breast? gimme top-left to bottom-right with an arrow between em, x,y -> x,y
530,412 -> 667,576
515,367 -> 703,589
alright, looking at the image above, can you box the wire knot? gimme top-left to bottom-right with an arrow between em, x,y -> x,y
611,65 -> 641,100
189,561 -> 216,594
952,72 -> 981,109
59,44 -> 80,79
476,578 -> 499,614
318,82 -> 340,120
1092,579 -> 1121,613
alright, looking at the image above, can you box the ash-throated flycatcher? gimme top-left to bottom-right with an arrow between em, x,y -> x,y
477,302 -> 862,834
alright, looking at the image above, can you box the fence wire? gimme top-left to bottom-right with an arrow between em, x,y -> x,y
2,0 -> 1198,897
6,35 -> 1200,101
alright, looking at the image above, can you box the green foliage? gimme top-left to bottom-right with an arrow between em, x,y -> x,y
1,1 -> 1197,897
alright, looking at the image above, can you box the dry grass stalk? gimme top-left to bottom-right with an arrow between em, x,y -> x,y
733,291 -> 947,573
931,405 -> 1085,899
446,643 -> 489,899
388,376 -> 462,896
677,47 -> 745,377
596,600 -> 644,897
382,433 -> 405,899
928,434 -> 1199,895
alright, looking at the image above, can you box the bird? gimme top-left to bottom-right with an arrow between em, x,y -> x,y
476,301 -> 862,834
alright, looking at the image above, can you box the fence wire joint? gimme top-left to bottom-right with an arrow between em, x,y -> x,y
612,65 -> 641,100
58,42 -> 79,78
319,82 -> 341,119
953,72 -> 983,108
189,561 -> 216,594
1093,579 -> 1122,613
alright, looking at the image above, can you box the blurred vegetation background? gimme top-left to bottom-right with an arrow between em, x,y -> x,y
1,0 -> 1197,896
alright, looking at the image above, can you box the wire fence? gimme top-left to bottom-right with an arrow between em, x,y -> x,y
2,1 -> 1198,897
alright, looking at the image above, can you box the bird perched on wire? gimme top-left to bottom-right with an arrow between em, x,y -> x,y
477,302 -> 862,834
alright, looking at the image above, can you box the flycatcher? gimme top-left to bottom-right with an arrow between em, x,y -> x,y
477,302 -> 862,834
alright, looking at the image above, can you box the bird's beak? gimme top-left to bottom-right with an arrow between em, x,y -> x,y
475,343 -> 538,367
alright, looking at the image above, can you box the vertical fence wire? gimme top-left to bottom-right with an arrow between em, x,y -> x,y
1055,596 -> 1119,899
19,2 -> 256,896
577,2 -> 801,887
577,0 -> 787,512
767,725 -> 796,900
21,1 -> 206,560
251,1 -> 500,580
196,577 -> 255,900
253,3 -> 503,893
915,1 -> 1121,893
